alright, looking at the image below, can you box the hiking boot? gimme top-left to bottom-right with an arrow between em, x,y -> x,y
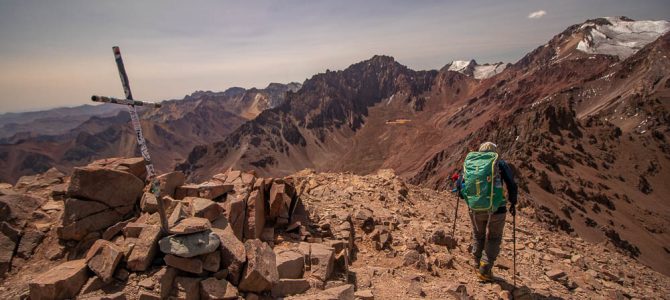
478,261 -> 493,282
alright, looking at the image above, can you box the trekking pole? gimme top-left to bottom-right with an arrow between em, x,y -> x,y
451,189 -> 460,240
513,212 -> 517,288
92,46 -> 170,234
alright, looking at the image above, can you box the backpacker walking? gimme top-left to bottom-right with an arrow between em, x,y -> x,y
456,142 -> 518,281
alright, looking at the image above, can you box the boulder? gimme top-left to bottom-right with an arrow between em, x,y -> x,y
309,243 -> 335,282
241,172 -> 256,185
102,217 -> 137,241
197,181 -> 234,200
122,222 -> 146,238
174,184 -> 200,200
173,276 -> 201,300
164,254 -> 203,274
89,157 -> 146,181
168,202 -> 191,228
59,198 -> 126,240
170,217 -> 211,235
155,266 -> 178,299
126,225 -> 162,272
80,276 -> 107,295
224,193 -> 247,241
16,227 -> 45,258
275,249 -> 304,279
238,239 -> 279,293
200,277 -> 239,300
157,171 -> 186,198
67,166 -> 144,211
269,183 -> 292,219
202,251 -> 221,272
60,165 -> 144,241
0,194 -> 45,228
85,239 -> 124,283
184,197 -> 223,221
223,170 -> 242,184
271,278 -> 310,297
211,227 -> 246,285
244,189 -> 266,239
159,230 -> 220,258
29,259 -> 89,300
0,222 -> 20,276
140,192 -> 159,213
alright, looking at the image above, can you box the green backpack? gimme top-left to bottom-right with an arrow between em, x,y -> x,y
461,151 -> 506,212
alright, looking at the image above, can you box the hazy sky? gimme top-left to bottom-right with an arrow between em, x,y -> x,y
1,0 -> 668,113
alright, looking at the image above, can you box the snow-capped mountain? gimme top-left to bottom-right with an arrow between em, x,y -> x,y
446,59 -> 507,79
576,16 -> 670,58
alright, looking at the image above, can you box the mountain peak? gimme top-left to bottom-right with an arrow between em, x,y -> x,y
576,16 -> 670,59
445,59 -> 507,79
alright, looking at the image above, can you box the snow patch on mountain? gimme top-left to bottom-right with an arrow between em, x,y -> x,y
448,60 -> 474,73
447,60 -> 507,79
576,17 -> 670,59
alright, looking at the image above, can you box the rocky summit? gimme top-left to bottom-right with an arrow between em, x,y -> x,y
0,158 -> 668,299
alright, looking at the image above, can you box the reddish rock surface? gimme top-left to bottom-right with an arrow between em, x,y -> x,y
29,259 -> 89,300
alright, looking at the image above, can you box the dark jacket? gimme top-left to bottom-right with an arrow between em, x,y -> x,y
456,158 -> 518,214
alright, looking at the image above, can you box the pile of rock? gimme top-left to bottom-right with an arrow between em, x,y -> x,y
27,158 -> 356,299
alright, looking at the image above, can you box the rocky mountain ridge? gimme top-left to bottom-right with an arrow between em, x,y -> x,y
176,17 -> 670,276
0,159 -> 668,299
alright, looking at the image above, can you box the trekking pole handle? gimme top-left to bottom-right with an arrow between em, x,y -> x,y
91,95 -> 162,108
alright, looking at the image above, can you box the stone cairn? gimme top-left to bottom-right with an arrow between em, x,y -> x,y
27,158 -> 355,300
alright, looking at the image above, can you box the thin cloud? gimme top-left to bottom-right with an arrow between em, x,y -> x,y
528,10 -> 547,19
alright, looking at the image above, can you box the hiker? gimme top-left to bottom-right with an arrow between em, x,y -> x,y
456,142 -> 517,281
450,169 -> 460,192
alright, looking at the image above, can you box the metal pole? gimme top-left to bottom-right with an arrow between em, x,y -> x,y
91,95 -> 162,108
451,189 -> 460,240
513,212 -> 517,288
111,46 -> 170,234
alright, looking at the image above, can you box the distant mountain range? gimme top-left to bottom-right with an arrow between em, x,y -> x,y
0,82 -> 301,183
1,16 -> 669,275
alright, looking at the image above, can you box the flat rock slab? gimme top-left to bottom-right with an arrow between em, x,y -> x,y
157,171 -> 185,198
29,259 -> 89,300
271,278 -> 310,297
170,217 -> 211,235
85,239 -> 124,283
238,239 -> 279,293
67,166 -> 144,209
127,225 -> 162,272
276,249 -> 305,279
309,243 -> 335,282
184,197 -> 223,221
159,230 -> 220,258
164,254 -> 203,274
200,277 -> 239,300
